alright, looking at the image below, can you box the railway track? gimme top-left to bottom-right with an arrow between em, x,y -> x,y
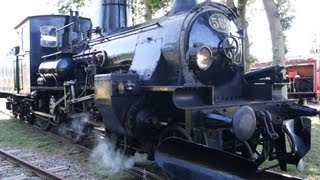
0,102 -> 304,180
0,147 -> 67,180
32,125 -> 164,180
0,105 -> 164,180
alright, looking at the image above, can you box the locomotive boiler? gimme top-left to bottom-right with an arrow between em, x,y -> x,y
1,0 -> 319,178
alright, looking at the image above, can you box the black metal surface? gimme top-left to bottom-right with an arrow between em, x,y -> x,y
169,0 -> 199,14
38,57 -> 73,80
95,73 -> 141,136
245,65 -> 284,83
255,111 -> 279,140
255,170 -> 304,180
173,87 -> 213,108
101,0 -> 131,33
284,103 -> 319,117
155,137 -> 258,179
232,106 -> 256,141
1,1 -> 319,179
88,1 -> 242,86
244,83 -> 287,101
203,106 -> 257,142
0,15 -> 91,95
282,117 -> 311,165
186,8 -> 241,86
156,137 -> 305,179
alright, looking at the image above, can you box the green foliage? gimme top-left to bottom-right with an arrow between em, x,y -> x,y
249,55 -> 258,64
275,0 -> 294,55
276,0 -> 295,31
131,0 -> 171,22
58,0 -> 170,21
223,0 -> 294,31
145,0 -> 171,12
57,0 -> 87,14
221,0 -> 255,10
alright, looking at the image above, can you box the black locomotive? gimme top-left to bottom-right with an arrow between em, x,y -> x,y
0,0 -> 318,178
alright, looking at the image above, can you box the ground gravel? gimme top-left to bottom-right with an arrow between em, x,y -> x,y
0,143 -> 97,179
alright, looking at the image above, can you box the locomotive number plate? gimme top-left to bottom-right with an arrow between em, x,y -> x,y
209,14 -> 231,33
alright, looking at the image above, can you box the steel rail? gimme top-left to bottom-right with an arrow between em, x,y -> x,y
127,166 -> 164,180
40,128 -> 164,180
0,108 -> 309,180
41,130 -> 164,180
0,108 -> 307,180
0,148 -> 64,180
0,108 -> 164,180
0,107 -> 306,180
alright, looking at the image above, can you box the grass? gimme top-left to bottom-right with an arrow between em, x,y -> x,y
0,118 -> 134,179
0,116 -> 320,179
294,118 -> 320,179
87,164 -> 136,180
0,119 -> 76,155
260,117 -> 320,179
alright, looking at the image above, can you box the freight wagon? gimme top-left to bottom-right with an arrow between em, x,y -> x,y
252,58 -> 320,103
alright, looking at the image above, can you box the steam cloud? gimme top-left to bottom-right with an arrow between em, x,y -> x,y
57,113 -> 147,173
58,114 -> 89,142
91,139 -> 146,173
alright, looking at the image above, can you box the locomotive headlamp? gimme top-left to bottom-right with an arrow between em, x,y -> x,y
197,47 -> 212,70
187,46 -> 213,70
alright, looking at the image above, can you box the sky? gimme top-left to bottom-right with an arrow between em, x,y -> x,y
0,0 -> 319,62
0,0 -> 59,53
248,0 -> 320,61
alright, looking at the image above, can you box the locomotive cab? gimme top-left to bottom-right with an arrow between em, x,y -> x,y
2,14 -> 93,135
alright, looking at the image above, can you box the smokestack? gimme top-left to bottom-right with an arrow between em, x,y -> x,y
169,0 -> 207,14
98,0 -> 132,33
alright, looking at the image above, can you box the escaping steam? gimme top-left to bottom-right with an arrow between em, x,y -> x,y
58,113 -> 89,142
91,139 -> 146,173
57,112 -> 147,172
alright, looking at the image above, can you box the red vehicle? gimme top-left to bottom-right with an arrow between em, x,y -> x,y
252,58 -> 320,102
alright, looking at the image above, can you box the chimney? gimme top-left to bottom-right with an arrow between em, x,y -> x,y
169,0 -> 207,14
98,0 -> 132,33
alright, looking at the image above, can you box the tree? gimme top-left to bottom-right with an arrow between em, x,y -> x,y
58,0 -> 170,22
225,0 -> 252,72
57,0 -> 86,14
135,0 -> 170,21
262,0 -> 294,66
277,0 -> 295,54
143,0 -> 153,21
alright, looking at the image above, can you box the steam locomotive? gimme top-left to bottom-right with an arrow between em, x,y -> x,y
0,0 -> 318,178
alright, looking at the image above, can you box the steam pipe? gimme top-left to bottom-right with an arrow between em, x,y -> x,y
75,11 -> 80,32
69,10 -> 74,48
